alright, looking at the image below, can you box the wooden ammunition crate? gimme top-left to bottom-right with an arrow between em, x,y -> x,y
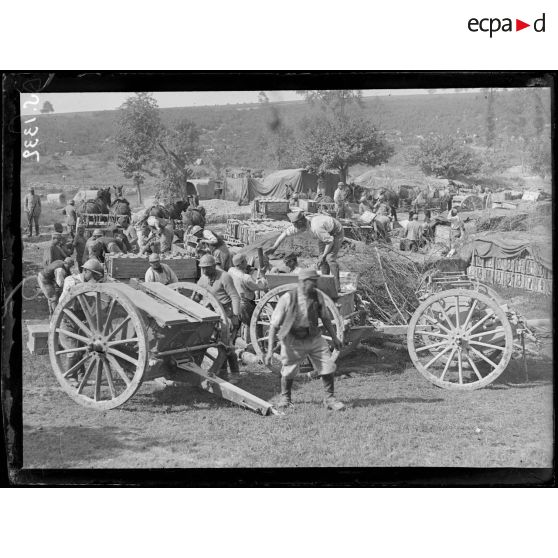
106,255 -> 198,280
26,322 -> 50,355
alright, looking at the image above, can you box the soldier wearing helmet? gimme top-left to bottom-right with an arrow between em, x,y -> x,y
144,253 -> 178,285
58,258 -> 105,383
190,225 -> 232,271
197,254 -> 241,382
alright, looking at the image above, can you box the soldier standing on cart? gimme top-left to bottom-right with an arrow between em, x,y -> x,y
266,209 -> 345,292
265,268 -> 345,411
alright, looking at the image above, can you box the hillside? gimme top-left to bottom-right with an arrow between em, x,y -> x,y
21,89 -> 551,185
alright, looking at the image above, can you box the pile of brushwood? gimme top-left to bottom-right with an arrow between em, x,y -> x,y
340,242 -> 438,325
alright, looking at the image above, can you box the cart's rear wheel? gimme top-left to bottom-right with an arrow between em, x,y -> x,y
407,288 -> 514,390
250,284 -> 344,373
168,282 -> 228,375
49,283 -> 148,409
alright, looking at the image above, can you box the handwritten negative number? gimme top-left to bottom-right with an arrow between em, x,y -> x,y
24,127 -> 39,136
23,150 -> 40,162
24,138 -> 39,148
23,94 -> 40,108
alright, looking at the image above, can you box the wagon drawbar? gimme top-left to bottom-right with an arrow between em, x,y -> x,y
49,280 -> 277,415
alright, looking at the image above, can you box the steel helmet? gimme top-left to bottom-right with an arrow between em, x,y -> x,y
190,225 -> 203,235
92,229 -> 103,237
199,254 -> 216,268
82,258 -> 104,275
148,253 -> 161,263
232,253 -> 247,266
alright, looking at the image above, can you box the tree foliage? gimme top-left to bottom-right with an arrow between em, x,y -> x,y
115,93 -> 163,203
410,135 -> 482,179
296,90 -> 363,117
296,114 -> 394,182
527,137 -> 551,179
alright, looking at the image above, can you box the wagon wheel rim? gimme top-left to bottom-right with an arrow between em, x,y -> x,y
250,284 -> 344,374
168,282 -> 228,375
49,283 -> 147,410
407,288 -> 513,390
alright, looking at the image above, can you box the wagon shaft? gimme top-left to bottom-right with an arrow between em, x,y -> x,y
173,358 -> 274,416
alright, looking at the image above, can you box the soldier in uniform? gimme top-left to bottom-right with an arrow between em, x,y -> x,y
24,187 -> 41,237
144,253 -> 178,285
196,254 -> 241,382
37,257 -> 74,315
64,199 -> 77,238
265,268 -> 345,411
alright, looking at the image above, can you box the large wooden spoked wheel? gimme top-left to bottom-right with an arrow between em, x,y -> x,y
250,284 -> 344,374
407,288 -> 513,390
49,283 -> 148,410
168,282 -> 228,375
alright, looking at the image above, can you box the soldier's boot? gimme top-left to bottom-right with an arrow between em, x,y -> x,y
321,373 -> 346,411
227,351 -> 241,384
328,262 -> 341,294
277,377 -> 294,409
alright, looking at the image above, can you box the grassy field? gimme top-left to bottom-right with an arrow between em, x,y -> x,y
22,339 -> 553,468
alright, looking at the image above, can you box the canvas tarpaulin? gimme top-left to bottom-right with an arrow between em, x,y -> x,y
224,169 -> 340,204
471,232 -> 552,272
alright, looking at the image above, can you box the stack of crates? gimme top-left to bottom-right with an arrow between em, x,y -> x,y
252,197 -> 290,220
467,251 -> 552,295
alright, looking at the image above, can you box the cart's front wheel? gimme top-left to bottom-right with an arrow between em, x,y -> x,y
49,283 -> 148,409
407,288 -> 514,390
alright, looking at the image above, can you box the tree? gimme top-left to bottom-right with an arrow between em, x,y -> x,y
527,137 -> 551,179
40,100 -> 54,113
156,118 -> 202,203
296,113 -> 394,182
296,90 -> 363,117
410,135 -> 482,179
115,93 -> 163,204
485,89 -> 496,149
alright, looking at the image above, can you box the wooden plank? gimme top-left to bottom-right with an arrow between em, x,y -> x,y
140,282 -> 219,322
173,359 -> 274,416
107,283 -> 191,326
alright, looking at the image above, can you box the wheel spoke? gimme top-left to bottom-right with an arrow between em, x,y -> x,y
462,298 -> 478,330
467,311 -> 494,334
55,328 -> 90,344
423,312 -> 451,334
63,354 -> 91,378
107,348 -> 139,367
62,308 -> 93,337
95,292 -> 102,332
56,346 -> 89,356
465,353 -> 483,381
416,340 -> 449,353
77,294 -> 97,333
468,328 -> 504,339
440,347 -> 457,381
469,340 -> 505,351
77,358 -> 96,394
105,354 -> 132,386
102,358 -> 117,399
106,316 -> 131,341
469,346 -> 498,368
423,345 -> 453,369
455,296 -> 460,329
439,305 -> 455,331
102,298 -> 117,336
457,349 -> 463,384
106,338 -> 139,347
94,358 -> 102,401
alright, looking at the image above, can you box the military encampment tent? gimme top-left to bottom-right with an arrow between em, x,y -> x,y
223,169 -> 339,204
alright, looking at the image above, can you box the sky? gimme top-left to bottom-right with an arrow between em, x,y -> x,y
19,89 -> 473,115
